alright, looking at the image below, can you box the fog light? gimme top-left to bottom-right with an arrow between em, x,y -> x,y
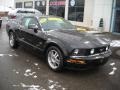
90,49 -> 95,54
66,59 -> 86,64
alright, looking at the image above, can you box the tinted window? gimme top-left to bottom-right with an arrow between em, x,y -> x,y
22,17 -> 39,29
40,17 -> 76,30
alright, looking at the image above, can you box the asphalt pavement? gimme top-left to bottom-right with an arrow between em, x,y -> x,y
0,21 -> 120,90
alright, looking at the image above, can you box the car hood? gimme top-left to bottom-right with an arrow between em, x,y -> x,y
46,30 -> 110,49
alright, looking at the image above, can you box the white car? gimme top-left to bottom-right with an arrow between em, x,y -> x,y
8,8 -> 42,19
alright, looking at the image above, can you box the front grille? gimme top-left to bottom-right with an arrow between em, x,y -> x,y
85,46 -> 108,56
94,46 -> 106,54
77,46 -> 108,56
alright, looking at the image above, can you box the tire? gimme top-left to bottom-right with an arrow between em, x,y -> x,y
46,46 -> 64,71
9,31 -> 19,49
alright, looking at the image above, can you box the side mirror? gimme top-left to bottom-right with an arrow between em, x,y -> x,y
28,24 -> 39,33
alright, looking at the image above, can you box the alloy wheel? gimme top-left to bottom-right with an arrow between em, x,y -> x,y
48,49 -> 61,69
9,32 -> 15,47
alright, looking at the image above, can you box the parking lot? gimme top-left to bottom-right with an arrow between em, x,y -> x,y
0,21 -> 120,90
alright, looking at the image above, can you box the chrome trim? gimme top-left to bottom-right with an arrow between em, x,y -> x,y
70,50 -> 112,59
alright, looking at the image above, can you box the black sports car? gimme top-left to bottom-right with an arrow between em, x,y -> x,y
6,15 -> 112,71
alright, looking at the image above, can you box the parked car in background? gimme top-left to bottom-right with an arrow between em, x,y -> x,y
8,8 -> 42,20
6,15 -> 112,71
0,17 -> 2,28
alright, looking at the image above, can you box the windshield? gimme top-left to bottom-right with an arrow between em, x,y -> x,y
39,17 -> 76,31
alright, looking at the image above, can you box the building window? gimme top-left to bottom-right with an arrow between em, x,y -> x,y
116,0 -> 120,7
16,2 -> 22,8
68,0 -> 85,22
49,0 -> 66,18
35,0 -> 46,14
113,0 -> 120,33
24,1 -> 33,8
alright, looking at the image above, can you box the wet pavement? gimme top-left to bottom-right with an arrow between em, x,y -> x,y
0,21 -> 120,90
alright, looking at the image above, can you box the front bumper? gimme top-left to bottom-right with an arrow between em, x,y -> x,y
65,50 -> 112,68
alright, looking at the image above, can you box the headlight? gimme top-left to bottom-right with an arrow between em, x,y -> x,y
90,49 -> 95,54
73,49 -> 79,55
106,46 -> 109,51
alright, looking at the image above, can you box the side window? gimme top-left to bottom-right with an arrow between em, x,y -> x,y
22,17 -> 39,29
28,18 -> 39,27
22,18 -> 31,29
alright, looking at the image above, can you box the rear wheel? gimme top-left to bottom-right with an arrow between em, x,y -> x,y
46,46 -> 64,71
9,31 -> 19,49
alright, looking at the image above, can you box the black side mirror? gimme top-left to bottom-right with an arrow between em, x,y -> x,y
28,24 -> 39,33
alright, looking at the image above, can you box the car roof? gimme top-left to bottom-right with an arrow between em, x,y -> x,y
8,8 -> 42,15
22,15 -> 63,19
10,8 -> 39,12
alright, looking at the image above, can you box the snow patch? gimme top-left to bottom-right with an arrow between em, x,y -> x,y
13,83 -> 46,90
25,69 -> 31,73
24,69 -> 36,77
109,67 -> 117,75
20,83 -> 46,90
0,54 -> 18,57
34,63 -> 39,66
12,80 -> 66,90
13,85 -> 20,87
33,75 -> 38,79
13,69 -> 20,75
38,68 -> 40,70
9,54 -> 13,57
48,79 -> 66,90
16,71 -> 19,74
110,40 -> 120,47
0,54 -> 4,57
110,62 -> 115,66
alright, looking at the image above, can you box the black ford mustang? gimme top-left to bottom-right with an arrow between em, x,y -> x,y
6,15 -> 112,71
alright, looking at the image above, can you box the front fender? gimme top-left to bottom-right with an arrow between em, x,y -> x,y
44,38 -> 69,57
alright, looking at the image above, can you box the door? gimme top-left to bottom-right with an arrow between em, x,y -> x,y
20,17 -> 46,50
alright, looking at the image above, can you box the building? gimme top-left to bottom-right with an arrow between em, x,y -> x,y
0,0 -> 14,11
0,0 -> 14,16
14,0 -> 120,34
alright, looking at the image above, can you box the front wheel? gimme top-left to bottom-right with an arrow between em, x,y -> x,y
9,31 -> 19,49
46,46 -> 64,71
